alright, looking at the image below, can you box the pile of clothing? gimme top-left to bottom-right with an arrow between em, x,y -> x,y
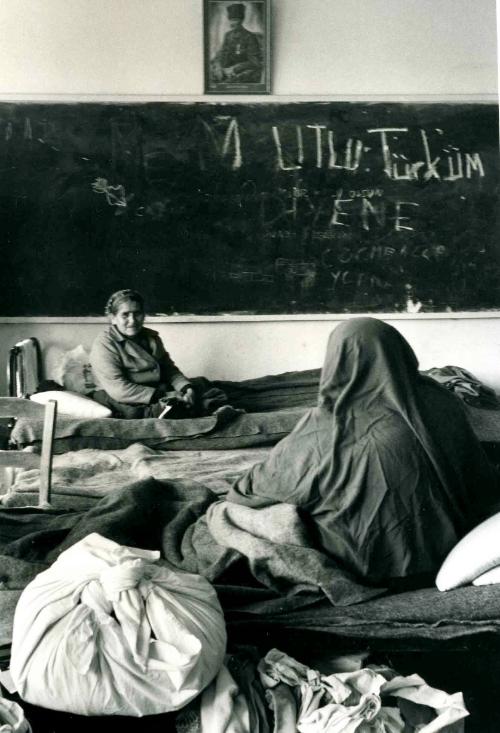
423,365 -> 500,410
177,648 -> 468,732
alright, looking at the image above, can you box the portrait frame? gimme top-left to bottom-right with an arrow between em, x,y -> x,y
204,0 -> 271,94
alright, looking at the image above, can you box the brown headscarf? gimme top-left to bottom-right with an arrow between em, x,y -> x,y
229,318 -> 500,585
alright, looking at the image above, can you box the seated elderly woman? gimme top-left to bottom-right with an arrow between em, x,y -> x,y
227,317 -> 500,587
90,289 -> 228,419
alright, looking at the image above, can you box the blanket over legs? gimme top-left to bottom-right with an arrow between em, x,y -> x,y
0,478 -> 382,612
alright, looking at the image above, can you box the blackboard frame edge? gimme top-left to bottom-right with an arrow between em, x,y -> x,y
0,93 -> 496,104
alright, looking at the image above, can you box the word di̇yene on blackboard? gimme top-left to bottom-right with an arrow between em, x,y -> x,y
0,103 -> 498,315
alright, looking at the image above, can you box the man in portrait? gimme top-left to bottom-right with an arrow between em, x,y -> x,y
211,3 -> 263,84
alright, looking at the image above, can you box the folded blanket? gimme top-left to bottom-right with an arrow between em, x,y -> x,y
11,407 -> 306,453
213,369 -> 321,412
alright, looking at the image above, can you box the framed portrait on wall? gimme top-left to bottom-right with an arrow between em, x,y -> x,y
204,0 -> 271,94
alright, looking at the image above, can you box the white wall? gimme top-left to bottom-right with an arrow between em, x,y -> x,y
0,0 -> 498,394
3,315 -> 500,392
0,0 -> 496,98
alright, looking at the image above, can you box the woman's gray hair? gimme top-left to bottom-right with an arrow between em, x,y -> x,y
105,289 -> 145,316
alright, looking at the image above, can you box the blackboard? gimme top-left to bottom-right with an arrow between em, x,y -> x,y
0,101 -> 498,316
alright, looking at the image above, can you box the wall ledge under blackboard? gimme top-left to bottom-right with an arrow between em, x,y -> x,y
0,94 -> 496,104
2,313 -> 500,325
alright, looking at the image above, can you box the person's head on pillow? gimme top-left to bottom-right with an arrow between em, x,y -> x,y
105,289 -> 145,339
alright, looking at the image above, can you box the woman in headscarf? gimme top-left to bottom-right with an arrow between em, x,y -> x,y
90,289 -> 228,418
228,317 -> 500,586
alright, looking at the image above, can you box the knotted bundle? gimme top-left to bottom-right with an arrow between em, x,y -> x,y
9,533 -> 226,716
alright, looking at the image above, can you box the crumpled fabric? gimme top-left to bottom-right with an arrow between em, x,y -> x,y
176,648 -> 271,733
199,665 -> 251,733
206,500 -> 383,606
423,365 -> 500,410
0,693 -> 31,733
258,649 -> 468,733
9,532 -> 226,716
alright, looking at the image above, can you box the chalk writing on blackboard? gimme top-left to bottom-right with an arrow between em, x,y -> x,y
0,102 -> 498,315
91,178 -> 129,211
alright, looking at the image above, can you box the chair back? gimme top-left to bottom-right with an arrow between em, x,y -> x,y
0,398 -> 57,508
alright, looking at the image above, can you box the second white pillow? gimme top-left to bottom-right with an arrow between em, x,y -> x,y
436,512 -> 500,591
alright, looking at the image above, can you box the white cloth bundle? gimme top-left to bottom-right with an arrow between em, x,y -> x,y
9,533 -> 226,717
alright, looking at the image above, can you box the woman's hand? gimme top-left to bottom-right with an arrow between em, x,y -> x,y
181,387 -> 196,408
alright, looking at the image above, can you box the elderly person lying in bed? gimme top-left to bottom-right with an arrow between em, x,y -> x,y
228,317 -> 500,588
90,289 -> 227,419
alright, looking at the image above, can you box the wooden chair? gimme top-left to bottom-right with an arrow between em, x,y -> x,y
0,398 -> 57,508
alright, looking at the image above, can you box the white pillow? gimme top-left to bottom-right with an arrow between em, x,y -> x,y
30,391 -> 112,419
436,512 -> 500,591
473,565 -> 500,586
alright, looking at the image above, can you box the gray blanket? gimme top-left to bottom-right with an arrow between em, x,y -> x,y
10,405 -> 305,452
226,583 -> 500,645
9,398 -> 500,454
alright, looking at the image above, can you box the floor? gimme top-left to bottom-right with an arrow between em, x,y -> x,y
268,631 -> 500,732
388,648 -> 500,732
2,641 -> 499,731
